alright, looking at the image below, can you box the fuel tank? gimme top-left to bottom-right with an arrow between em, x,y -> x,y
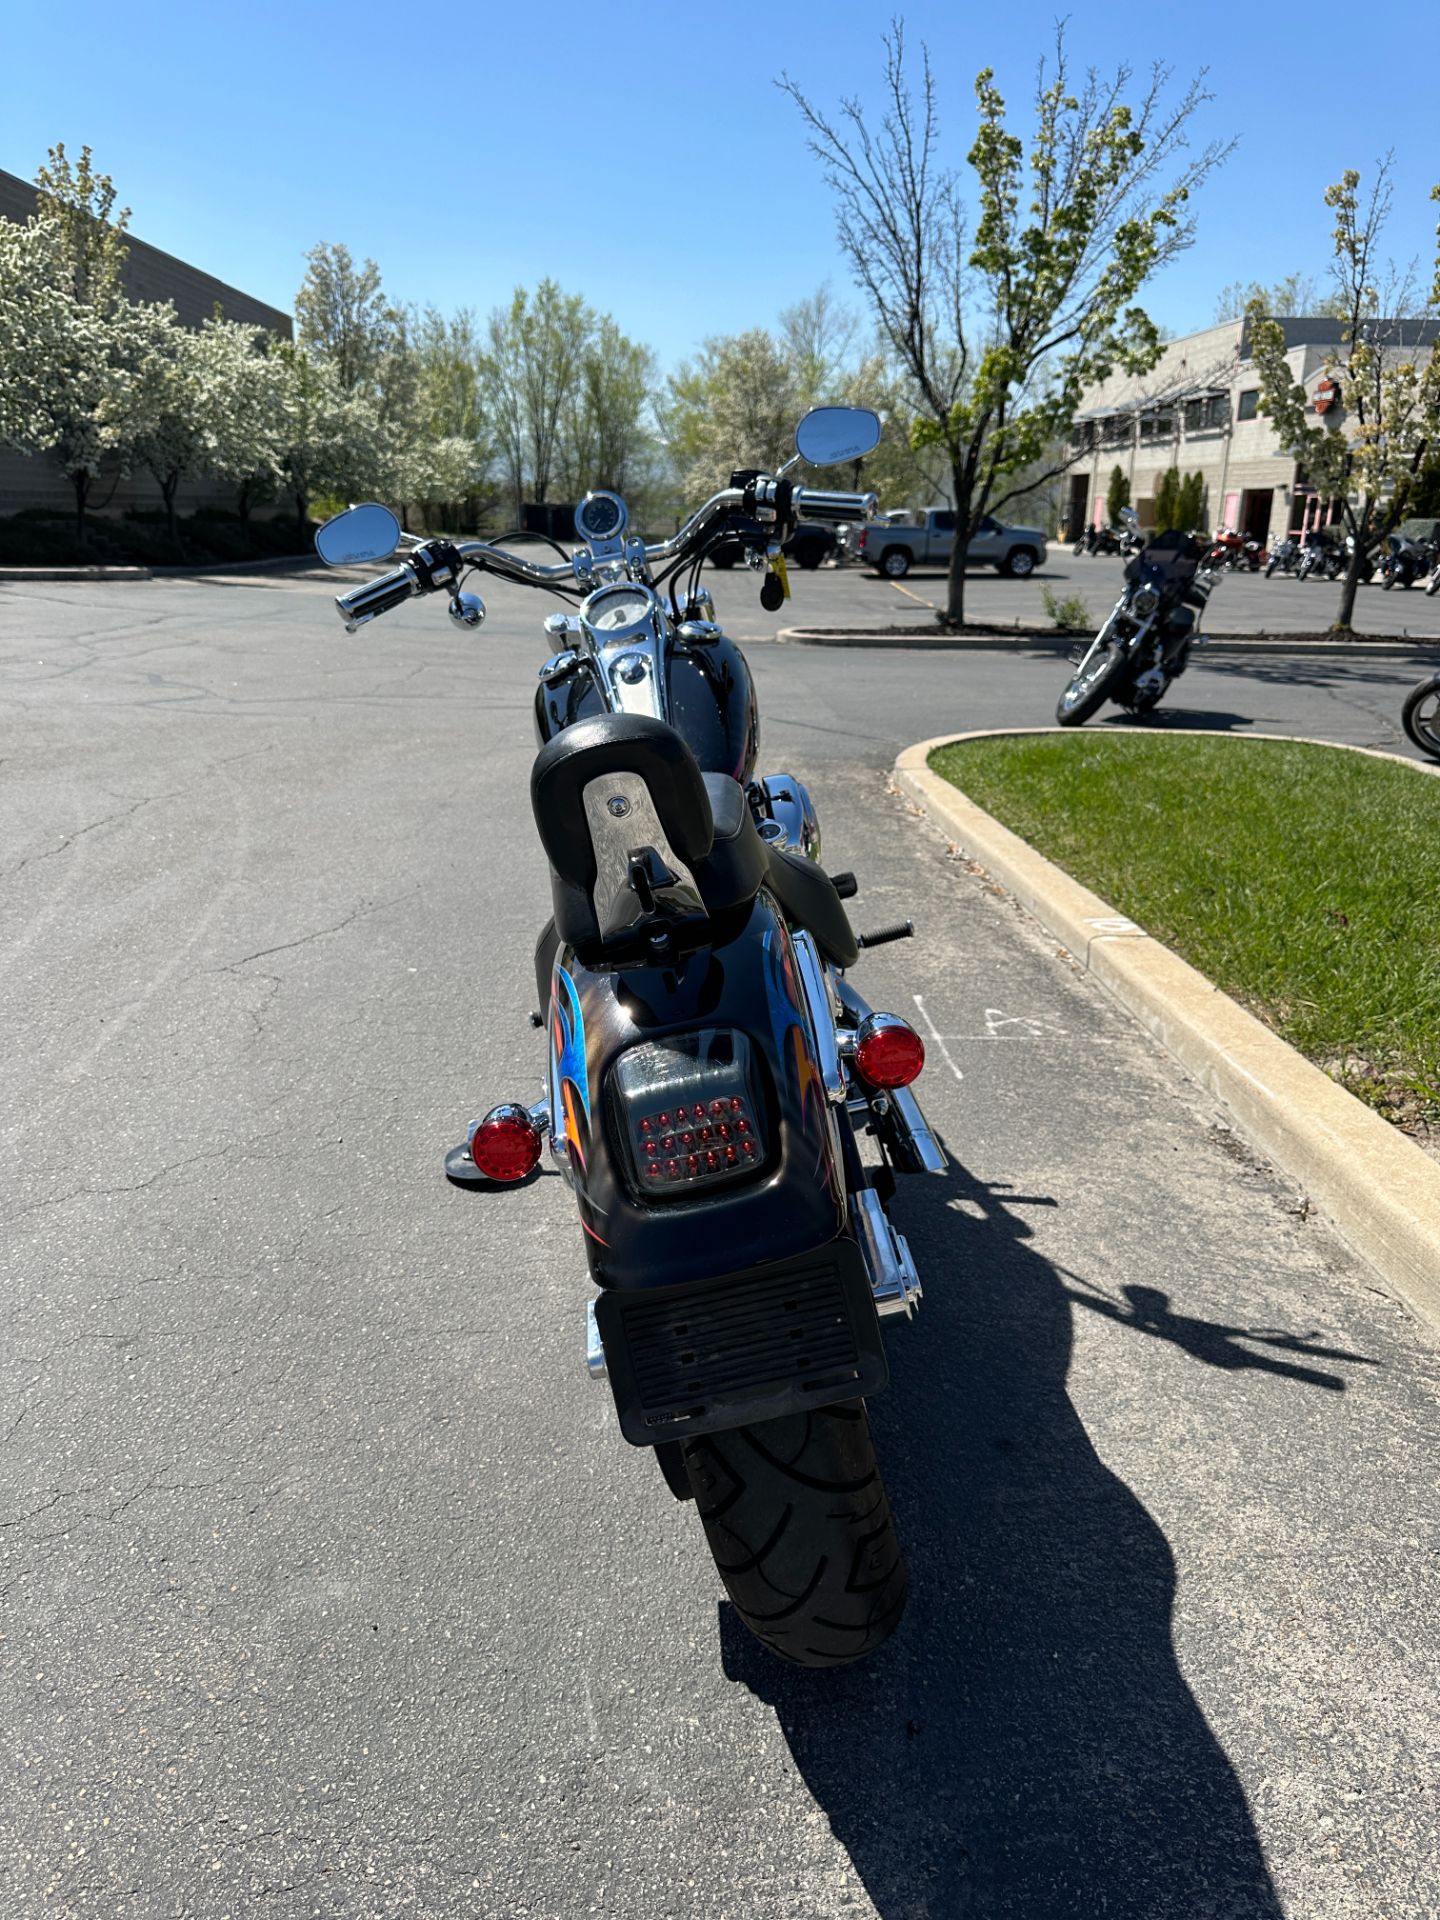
534,631 -> 759,784
545,891 -> 843,1289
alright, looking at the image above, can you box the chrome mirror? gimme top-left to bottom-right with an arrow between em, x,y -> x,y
793,406 -> 882,467
315,502 -> 402,567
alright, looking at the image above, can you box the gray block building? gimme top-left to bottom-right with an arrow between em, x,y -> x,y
1067,315 -> 1440,545
0,168 -> 292,517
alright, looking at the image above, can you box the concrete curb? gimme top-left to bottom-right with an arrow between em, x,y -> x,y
894,728 -> 1440,1330
783,625 -> 1440,658
1,554 -> 316,584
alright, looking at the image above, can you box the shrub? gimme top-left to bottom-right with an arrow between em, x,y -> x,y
1041,585 -> 1092,632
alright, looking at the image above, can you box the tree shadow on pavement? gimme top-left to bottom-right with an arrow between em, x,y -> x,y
1061,1275 -> 1377,1391
717,1153 -> 1372,1917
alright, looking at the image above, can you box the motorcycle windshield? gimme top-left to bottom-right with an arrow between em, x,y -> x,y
1125,533 -> 1202,585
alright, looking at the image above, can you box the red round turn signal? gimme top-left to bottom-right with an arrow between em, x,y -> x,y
469,1104 -> 543,1182
853,1013 -> 925,1089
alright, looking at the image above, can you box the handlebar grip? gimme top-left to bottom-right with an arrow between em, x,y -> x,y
334,564 -> 419,630
790,488 -> 878,524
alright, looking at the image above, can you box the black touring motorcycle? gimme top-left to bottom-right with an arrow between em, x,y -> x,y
1056,507 -> 1220,726
314,408 -> 943,1667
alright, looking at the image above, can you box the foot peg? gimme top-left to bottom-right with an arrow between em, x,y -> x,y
856,920 -> 913,949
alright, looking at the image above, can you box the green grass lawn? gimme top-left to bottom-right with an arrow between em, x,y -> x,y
930,734 -> 1440,1134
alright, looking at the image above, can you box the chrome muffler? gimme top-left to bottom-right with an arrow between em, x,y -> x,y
852,1187 -> 922,1318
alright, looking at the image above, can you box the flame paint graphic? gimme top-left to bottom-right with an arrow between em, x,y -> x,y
763,923 -> 831,1186
550,964 -> 590,1172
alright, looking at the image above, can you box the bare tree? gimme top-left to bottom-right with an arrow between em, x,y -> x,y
1250,159 -> 1440,631
781,24 -> 1230,623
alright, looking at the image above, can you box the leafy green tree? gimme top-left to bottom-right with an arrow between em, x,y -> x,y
783,26 -> 1229,623
1106,464 -> 1131,523
1153,467 -> 1179,532
1214,274 -> 1320,323
1249,160 -> 1440,630
560,316 -> 658,500
481,280 -> 592,518
295,243 -> 398,394
1177,469 -> 1205,531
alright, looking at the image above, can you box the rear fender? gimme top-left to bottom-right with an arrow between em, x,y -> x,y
547,890 -> 845,1289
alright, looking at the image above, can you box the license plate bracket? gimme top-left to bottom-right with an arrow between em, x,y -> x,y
594,1239 -> 887,1446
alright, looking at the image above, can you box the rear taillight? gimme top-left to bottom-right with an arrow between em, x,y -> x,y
611,1030 -> 766,1198
856,528 -> 868,553
469,1104 -> 543,1182
853,1013 -> 924,1088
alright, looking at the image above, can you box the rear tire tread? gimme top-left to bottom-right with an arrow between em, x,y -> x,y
683,1401 -> 907,1667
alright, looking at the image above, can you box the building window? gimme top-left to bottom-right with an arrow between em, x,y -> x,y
1101,414 -> 1132,447
1183,393 -> 1229,433
1139,410 -> 1174,441
1237,389 -> 1260,422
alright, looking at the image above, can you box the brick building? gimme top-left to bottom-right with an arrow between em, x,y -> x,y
0,168 -> 292,517
1067,315 -> 1440,544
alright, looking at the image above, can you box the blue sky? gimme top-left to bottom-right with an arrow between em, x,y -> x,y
5,0 -> 1434,372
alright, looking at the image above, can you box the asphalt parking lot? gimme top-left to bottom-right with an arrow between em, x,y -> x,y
795,545 -> 1440,640
2,563 -> 1437,1917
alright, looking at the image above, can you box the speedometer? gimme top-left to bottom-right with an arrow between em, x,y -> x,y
584,586 -> 653,634
575,491 -> 628,544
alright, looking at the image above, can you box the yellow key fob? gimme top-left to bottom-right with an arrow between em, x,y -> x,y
771,553 -> 792,601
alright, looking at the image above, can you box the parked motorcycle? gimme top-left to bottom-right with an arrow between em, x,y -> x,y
1203,528 -> 1261,572
1401,671 -> 1440,759
1056,510 -> 1219,726
1265,534 -> 1301,578
1072,523 -> 1124,557
313,407 -> 941,1668
1296,531 -> 1330,581
1380,532 -> 1431,591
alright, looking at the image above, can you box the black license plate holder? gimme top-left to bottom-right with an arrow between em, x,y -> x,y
594,1239 -> 887,1447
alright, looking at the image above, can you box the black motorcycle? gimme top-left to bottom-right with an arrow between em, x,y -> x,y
1401,672 -> 1440,759
1056,514 -> 1219,726
1380,533 -> 1430,591
1072,523 -> 1124,557
1265,533 -> 1301,577
312,407 -> 941,1668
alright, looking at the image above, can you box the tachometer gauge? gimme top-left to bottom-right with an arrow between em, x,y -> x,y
584,585 -> 654,634
575,490 -> 628,544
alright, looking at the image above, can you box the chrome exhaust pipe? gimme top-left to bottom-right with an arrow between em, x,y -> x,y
852,1187 -> 922,1318
886,1083 -> 948,1176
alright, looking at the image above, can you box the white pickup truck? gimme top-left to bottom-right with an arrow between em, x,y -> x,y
858,508 -> 1048,580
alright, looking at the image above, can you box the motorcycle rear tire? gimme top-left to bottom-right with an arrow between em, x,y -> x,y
681,1400 -> 908,1668
1401,675 -> 1440,760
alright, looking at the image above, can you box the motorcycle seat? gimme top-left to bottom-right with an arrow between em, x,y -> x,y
531,714 -> 767,953
529,713 -> 858,970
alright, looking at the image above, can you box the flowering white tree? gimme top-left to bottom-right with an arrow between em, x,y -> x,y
0,209 -> 164,538
272,342 -> 383,530
193,319 -> 287,531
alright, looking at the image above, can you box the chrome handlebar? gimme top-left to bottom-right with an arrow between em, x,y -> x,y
333,480 -> 877,627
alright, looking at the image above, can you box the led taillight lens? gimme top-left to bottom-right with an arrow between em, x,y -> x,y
611,1030 -> 766,1199
469,1104 -> 543,1182
853,1013 -> 925,1089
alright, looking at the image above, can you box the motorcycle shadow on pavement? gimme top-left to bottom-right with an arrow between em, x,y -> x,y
1098,707 -> 1258,731
718,1150 -> 1373,1917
